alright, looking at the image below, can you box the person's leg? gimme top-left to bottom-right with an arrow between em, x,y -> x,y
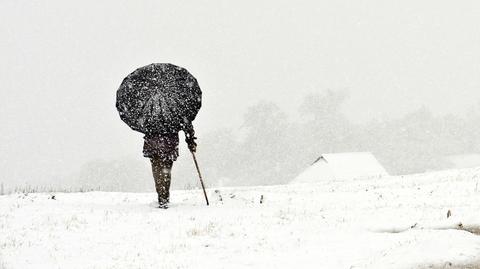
150,157 -> 173,207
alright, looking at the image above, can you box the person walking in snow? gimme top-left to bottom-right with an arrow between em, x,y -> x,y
116,63 -> 203,208
143,123 -> 197,208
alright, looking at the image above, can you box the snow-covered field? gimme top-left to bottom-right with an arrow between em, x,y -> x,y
2,168 -> 480,269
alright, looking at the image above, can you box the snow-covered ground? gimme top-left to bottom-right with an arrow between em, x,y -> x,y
2,168 -> 480,269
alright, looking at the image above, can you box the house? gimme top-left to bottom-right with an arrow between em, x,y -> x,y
445,154 -> 480,169
291,152 -> 388,184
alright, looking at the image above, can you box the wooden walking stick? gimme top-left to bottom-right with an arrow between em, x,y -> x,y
190,150 -> 209,206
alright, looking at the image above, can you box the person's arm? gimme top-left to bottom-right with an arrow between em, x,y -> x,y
183,121 -> 197,152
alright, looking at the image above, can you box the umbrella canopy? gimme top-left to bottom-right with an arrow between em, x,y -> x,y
116,63 -> 202,134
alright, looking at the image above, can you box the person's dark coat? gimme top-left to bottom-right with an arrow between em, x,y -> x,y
143,121 -> 196,160
143,133 -> 179,161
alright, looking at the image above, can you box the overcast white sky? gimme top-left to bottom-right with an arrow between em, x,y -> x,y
1,0 -> 480,185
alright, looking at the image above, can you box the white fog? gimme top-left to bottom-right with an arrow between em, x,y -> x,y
2,1 -> 480,192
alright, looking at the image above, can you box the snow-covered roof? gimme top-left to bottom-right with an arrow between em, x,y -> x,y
292,152 -> 388,183
446,154 -> 480,169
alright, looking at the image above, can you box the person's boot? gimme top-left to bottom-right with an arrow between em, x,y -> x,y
158,195 -> 169,209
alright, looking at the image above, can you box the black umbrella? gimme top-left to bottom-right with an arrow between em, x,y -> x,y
116,63 -> 202,134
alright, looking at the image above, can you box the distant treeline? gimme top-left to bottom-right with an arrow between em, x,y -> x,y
173,90 -> 480,187
6,90 -> 479,194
